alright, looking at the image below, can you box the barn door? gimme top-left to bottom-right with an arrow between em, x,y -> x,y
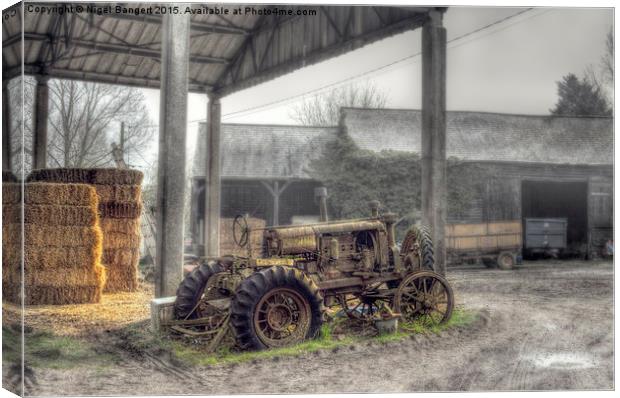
588,177 -> 613,258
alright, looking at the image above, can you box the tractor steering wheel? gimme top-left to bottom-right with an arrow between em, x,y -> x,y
233,214 -> 249,248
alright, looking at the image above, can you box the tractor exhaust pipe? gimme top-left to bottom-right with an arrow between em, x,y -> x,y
315,187 -> 328,222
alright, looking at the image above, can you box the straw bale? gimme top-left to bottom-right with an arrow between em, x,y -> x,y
94,185 -> 141,202
102,231 -> 141,250
3,204 -> 98,226
28,168 -> 144,186
99,218 -> 141,235
91,169 -> 143,185
24,182 -> 98,206
102,248 -> 140,266
3,283 -> 103,305
27,168 -> 92,184
2,183 -> 21,204
3,244 -> 102,270
3,224 -> 102,248
2,170 -> 18,182
3,262 -> 106,287
98,201 -> 142,219
102,262 -> 138,293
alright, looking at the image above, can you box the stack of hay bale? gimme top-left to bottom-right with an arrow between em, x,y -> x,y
2,182 -> 106,304
27,168 -> 143,293
219,217 -> 266,256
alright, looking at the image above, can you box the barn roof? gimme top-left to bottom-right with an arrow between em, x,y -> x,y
342,108 -> 614,166
194,108 -> 613,179
193,123 -> 338,179
3,4 -> 437,95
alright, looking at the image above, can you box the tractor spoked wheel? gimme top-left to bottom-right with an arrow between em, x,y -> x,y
394,270 -> 454,326
230,266 -> 323,350
173,261 -> 223,320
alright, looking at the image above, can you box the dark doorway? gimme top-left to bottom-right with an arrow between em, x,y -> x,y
521,180 -> 588,254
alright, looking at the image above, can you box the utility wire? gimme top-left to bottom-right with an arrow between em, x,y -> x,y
146,7 -> 545,127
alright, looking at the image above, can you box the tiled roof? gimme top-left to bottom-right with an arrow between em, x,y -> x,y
342,108 -> 613,165
193,123 -> 338,178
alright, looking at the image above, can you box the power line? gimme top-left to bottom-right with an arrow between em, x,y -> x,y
145,7 -> 544,127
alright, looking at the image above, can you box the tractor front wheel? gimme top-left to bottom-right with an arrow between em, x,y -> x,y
173,261 -> 223,320
230,266 -> 323,350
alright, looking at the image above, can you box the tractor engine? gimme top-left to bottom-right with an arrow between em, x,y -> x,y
261,209 -> 401,281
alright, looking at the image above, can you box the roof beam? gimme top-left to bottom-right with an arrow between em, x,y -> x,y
17,63 -> 211,93
106,13 -> 250,36
5,33 -> 229,65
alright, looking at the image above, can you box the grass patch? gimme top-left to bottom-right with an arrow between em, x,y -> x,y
167,307 -> 476,367
2,325 -> 118,370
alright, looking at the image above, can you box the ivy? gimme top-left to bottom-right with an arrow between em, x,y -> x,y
309,131 -> 486,239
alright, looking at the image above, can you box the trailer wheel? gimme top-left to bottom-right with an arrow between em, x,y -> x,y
482,258 -> 497,268
497,252 -> 515,270
173,261 -> 223,319
230,266 -> 323,350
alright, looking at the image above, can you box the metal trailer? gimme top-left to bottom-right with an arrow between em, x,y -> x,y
446,220 -> 522,270
523,218 -> 568,257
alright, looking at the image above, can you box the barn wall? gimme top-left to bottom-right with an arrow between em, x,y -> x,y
190,178 -> 322,252
462,162 -> 613,257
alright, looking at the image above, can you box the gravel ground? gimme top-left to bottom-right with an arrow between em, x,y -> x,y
15,259 -> 616,395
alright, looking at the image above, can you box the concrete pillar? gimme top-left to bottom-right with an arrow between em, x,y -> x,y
204,94 -> 221,258
2,80 -> 11,171
421,10 -> 447,276
33,74 -> 50,169
315,187 -> 328,222
155,10 -> 190,297
271,181 -> 280,225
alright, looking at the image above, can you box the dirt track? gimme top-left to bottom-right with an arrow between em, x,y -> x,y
23,260 -> 615,394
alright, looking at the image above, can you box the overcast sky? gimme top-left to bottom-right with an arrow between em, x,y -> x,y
137,6 -> 613,169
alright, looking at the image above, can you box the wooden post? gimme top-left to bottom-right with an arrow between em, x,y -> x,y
205,94 -> 221,258
421,10 -> 447,276
33,74 -> 49,169
155,10 -> 190,297
2,80 -> 11,171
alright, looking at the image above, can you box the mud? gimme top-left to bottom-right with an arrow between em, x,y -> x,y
20,260 -> 616,394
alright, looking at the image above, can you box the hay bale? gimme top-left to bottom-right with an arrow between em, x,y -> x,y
3,283 -> 103,305
101,248 -> 140,266
2,170 -> 18,182
3,224 -> 102,247
3,262 -> 106,287
3,204 -> 98,226
3,244 -> 103,270
94,185 -> 141,202
2,183 -> 21,204
102,231 -> 141,249
102,262 -> 138,292
25,182 -> 98,206
27,168 -> 92,184
28,168 -> 144,186
99,218 -> 141,235
98,201 -> 142,219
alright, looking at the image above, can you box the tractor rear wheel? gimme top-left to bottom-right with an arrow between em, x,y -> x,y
400,224 -> 435,272
230,266 -> 323,350
173,261 -> 223,320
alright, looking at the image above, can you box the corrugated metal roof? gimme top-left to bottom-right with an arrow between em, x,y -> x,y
3,4 -> 437,94
342,108 -> 614,166
193,123 -> 338,178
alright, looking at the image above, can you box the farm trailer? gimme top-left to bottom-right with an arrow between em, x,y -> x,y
446,221 -> 522,270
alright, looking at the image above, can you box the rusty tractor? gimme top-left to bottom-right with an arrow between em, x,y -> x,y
171,201 -> 454,351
